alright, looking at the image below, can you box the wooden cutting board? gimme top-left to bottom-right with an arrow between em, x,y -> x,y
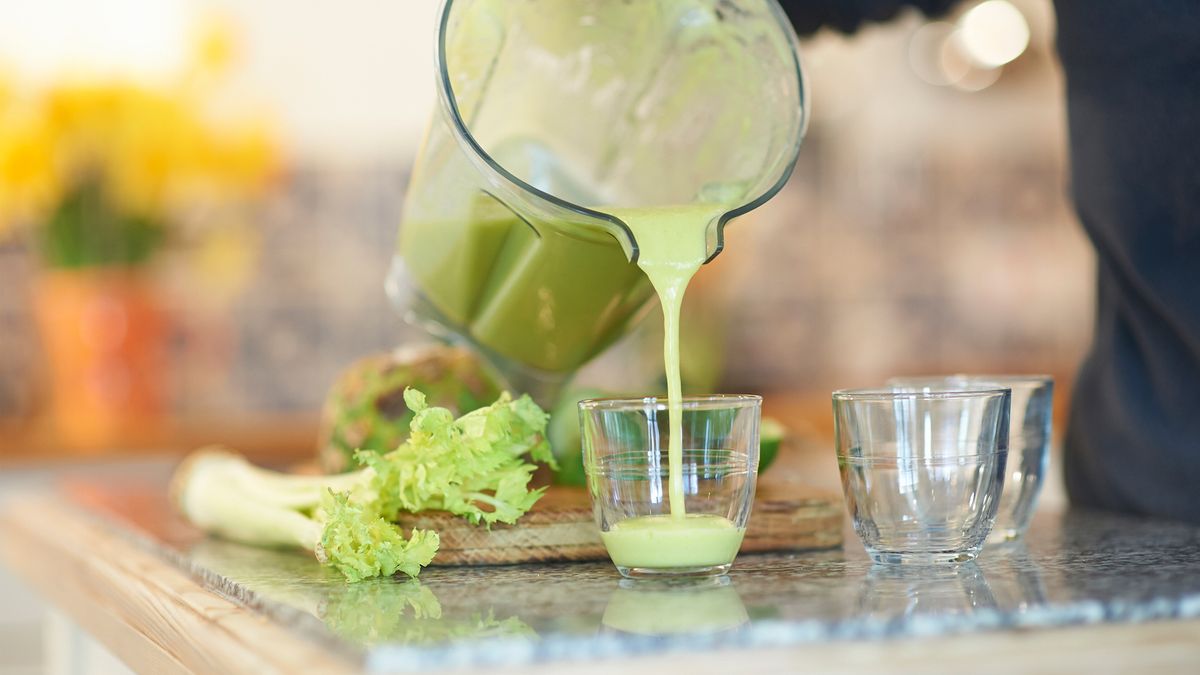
396,483 -> 843,565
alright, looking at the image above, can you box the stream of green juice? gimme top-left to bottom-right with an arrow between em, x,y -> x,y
609,205 -> 714,519
598,205 -> 747,568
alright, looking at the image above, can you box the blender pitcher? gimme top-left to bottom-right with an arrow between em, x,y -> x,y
387,0 -> 808,402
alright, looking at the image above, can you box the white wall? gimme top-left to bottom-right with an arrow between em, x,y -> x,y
213,0 -> 440,163
0,0 -> 441,163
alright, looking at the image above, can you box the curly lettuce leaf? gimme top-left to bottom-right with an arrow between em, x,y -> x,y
318,492 -> 439,582
359,388 -> 555,527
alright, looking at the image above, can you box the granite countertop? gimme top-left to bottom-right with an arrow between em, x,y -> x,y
62,477 -> 1200,673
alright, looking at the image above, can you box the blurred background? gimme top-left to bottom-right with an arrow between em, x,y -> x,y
0,0 -> 1090,459
0,0 -> 1090,671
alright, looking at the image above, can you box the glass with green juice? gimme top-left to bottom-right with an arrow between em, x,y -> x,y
580,395 -> 761,578
387,0 -> 808,405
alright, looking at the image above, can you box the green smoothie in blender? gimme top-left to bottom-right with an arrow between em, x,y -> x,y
398,195 -> 652,376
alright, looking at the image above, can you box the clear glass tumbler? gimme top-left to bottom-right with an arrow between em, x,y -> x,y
833,387 -> 1010,565
580,395 -> 761,579
888,375 -> 1053,541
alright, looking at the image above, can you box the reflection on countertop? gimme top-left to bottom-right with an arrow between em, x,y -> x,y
602,577 -> 749,636
76,474 -> 1200,672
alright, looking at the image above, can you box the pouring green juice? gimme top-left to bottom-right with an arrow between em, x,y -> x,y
402,202 -> 747,568
397,0 -> 806,573
595,205 -> 748,569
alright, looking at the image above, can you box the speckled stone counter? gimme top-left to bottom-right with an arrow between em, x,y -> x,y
68,481 -> 1200,673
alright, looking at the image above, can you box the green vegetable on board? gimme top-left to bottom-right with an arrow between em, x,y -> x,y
171,389 -> 556,582
758,417 -> 785,473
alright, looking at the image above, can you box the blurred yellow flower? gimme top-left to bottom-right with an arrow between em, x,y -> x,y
0,94 -> 60,234
0,16 -> 279,267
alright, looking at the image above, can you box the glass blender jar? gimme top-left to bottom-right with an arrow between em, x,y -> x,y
388,0 -> 808,402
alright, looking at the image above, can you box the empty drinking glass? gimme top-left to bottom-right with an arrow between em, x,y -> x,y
889,375 -> 1053,541
833,387 -> 1010,564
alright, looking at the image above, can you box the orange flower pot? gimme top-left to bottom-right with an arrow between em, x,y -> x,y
32,269 -> 169,450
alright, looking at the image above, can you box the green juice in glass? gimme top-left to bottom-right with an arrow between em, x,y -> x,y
600,513 -> 745,570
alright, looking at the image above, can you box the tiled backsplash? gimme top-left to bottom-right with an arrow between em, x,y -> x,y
721,130 -> 1093,393
0,166 -> 424,418
0,146 -> 1093,419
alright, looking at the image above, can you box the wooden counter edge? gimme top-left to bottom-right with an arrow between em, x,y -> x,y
0,494 -> 356,675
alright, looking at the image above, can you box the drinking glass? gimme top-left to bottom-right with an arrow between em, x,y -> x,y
889,375 -> 1053,541
580,395 -> 761,578
833,387 -> 1010,564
